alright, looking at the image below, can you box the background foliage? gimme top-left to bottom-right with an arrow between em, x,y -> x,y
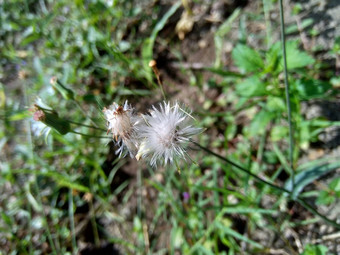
1,0 -> 340,254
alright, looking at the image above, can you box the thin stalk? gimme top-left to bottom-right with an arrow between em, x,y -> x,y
279,0 -> 295,188
27,199 -> 33,254
70,130 -> 111,139
69,189 -> 77,255
73,100 -> 100,128
149,60 -> 167,100
23,82 -> 59,255
68,120 -> 107,131
191,140 -> 340,230
263,0 -> 272,49
88,198 -> 100,246
191,140 -> 290,194
296,198 -> 340,230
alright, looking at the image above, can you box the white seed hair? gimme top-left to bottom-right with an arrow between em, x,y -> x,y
103,101 -> 140,157
136,101 -> 201,167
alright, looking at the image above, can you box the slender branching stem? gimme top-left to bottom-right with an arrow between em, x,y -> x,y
69,188 -> 77,255
279,0 -> 295,188
68,120 -> 107,131
149,60 -> 167,100
73,100 -> 100,128
191,140 -> 340,230
296,198 -> 340,230
191,140 -> 290,194
70,130 -> 111,139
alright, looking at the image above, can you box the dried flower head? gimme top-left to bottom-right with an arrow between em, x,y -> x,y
136,101 -> 201,167
103,101 -> 139,157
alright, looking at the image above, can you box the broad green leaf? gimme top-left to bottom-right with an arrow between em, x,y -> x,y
236,76 -> 266,97
285,161 -> 340,199
232,44 -> 264,73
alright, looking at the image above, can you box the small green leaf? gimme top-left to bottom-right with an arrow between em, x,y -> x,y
8,110 -> 30,121
248,110 -> 274,137
330,178 -> 340,192
286,40 -> 315,70
1,212 -> 13,226
266,97 -> 286,113
316,190 -> 334,205
265,43 -> 280,73
295,79 -> 331,99
214,8 -> 241,67
270,125 -> 288,142
236,76 -> 266,97
232,44 -> 264,73
300,244 -> 328,255
141,2 -> 181,81
285,161 -> 340,199
286,18 -> 313,35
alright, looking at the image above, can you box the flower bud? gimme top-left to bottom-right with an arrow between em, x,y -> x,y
50,77 -> 75,100
33,105 -> 70,135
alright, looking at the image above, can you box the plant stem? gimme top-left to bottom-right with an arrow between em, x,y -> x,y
68,120 -> 107,131
69,188 -> 77,255
263,0 -> 272,49
279,0 -> 295,188
296,198 -> 340,230
191,140 -> 290,194
73,100 -> 100,128
70,130 -> 111,139
24,82 -> 59,255
191,140 -> 340,230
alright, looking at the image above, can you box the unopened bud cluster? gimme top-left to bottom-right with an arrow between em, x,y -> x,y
104,101 -> 201,167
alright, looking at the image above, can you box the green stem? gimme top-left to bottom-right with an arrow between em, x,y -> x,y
70,130 -> 111,139
69,189 -> 77,255
68,120 -> 107,131
24,82 -> 59,255
296,198 -> 340,230
279,0 -> 295,188
89,198 -> 100,246
191,140 -> 340,230
263,0 -> 272,49
73,100 -> 100,128
191,140 -> 290,194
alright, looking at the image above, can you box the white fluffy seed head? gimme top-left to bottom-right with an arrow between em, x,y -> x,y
136,101 -> 201,167
103,101 -> 139,157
